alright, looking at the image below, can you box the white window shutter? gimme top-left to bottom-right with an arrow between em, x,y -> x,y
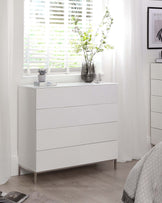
24,0 -> 94,73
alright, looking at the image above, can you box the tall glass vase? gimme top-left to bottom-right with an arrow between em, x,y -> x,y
81,62 -> 96,83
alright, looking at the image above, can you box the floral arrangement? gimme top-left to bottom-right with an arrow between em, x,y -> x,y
71,7 -> 113,64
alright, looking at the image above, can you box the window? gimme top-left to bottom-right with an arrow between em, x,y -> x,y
24,0 -> 94,74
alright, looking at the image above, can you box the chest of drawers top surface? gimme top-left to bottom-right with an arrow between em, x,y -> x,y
22,82 -> 118,88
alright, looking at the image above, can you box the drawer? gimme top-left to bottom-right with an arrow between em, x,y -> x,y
151,64 -> 162,80
36,84 -> 118,109
36,141 -> 118,172
151,96 -> 162,113
151,128 -> 162,145
151,80 -> 162,96
151,112 -> 162,129
36,104 -> 118,130
37,122 -> 118,151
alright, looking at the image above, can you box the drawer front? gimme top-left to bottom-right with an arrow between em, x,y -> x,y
151,112 -> 162,129
151,64 -> 162,80
36,141 -> 118,172
36,104 -> 118,130
151,96 -> 162,113
37,122 -> 118,151
151,128 -> 162,145
36,84 -> 118,109
151,80 -> 162,96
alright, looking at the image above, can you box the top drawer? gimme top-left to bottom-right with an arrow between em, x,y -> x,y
36,84 -> 118,109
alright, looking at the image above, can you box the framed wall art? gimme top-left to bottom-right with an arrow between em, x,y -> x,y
147,7 -> 162,49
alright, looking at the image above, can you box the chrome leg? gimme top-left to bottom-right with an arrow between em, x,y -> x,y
34,172 -> 37,184
18,166 -> 21,176
114,159 -> 117,170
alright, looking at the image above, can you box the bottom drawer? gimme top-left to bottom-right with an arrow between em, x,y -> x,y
36,141 -> 118,172
151,128 -> 162,145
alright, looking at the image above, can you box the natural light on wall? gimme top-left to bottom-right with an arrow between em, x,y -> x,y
24,0 -> 93,74
108,0 -> 132,63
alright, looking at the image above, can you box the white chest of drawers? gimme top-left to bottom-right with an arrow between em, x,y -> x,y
151,63 -> 162,145
18,82 -> 118,183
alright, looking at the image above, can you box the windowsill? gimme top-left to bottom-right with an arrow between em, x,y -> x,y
20,72 -> 82,85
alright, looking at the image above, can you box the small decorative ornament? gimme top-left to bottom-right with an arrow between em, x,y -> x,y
38,69 -> 47,82
34,81 -> 40,86
95,73 -> 102,83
